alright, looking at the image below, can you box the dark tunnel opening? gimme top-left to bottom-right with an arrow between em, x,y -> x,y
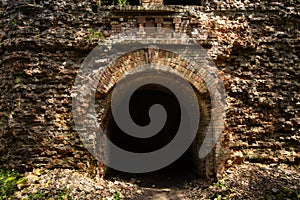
104,84 -> 197,187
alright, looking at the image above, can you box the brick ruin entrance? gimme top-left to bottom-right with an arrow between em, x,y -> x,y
91,44 -> 224,183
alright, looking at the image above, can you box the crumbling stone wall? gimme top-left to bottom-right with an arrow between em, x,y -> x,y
0,0 -> 299,181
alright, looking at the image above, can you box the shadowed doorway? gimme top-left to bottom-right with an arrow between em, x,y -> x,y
104,84 -> 198,187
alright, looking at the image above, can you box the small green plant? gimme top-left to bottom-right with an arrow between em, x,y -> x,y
58,188 -> 72,200
211,181 -> 231,200
0,169 -> 26,199
25,188 -> 72,200
15,77 -> 23,84
113,190 -> 121,200
117,0 -> 129,5
26,192 -> 46,200
271,187 -> 299,200
102,190 -> 122,200
93,31 -> 104,39
86,28 -> 105,44
213,181 -> 230,190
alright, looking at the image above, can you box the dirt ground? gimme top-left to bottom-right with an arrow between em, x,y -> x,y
14,162 -> 300,200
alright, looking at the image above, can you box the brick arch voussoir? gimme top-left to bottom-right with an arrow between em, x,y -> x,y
97,48 -> 211,97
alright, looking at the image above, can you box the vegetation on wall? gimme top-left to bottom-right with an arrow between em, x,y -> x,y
0,169 -> 26,200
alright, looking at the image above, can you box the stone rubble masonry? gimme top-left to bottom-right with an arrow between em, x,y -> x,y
141,0 -> 163,7
0,0 -> 299,182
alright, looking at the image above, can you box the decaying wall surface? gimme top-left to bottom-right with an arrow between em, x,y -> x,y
0,0 -> 299,181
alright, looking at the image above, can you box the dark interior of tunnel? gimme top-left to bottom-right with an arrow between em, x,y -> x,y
104,84 -> 197,187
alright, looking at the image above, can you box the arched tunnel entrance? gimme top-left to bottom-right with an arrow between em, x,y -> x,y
102,83 -> 199,187
75,39 -> 227,186
89,47 -> 227,186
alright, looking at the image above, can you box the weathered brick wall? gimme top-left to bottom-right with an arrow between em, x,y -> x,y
0,0 -> 299,179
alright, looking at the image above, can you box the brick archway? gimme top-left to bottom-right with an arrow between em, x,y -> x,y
95,48 -> 223,181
